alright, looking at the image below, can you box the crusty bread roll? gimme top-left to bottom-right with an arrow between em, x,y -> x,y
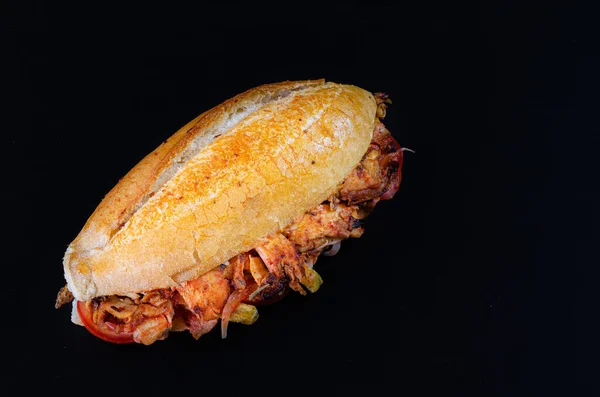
63,79 -> 377,302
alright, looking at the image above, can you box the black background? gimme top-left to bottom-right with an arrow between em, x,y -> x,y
2,1 -> 594,395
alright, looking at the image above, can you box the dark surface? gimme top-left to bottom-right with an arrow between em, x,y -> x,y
2,1 -> 592,395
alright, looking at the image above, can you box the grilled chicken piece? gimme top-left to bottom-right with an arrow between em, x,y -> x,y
284,203 -> 363,253
174,266 -> 232,339
255,233 -> 306,297
55,285 -> 74,309
92,291 -> 175,345
254,233 -> 326,297
338,121 -> 402,204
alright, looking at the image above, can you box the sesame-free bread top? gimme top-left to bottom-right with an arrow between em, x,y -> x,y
63,80 -> 376,301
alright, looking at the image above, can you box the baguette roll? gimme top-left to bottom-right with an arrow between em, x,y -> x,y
63,80 -> 377,302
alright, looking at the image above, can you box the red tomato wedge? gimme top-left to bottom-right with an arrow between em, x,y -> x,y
77,301 -> 134,344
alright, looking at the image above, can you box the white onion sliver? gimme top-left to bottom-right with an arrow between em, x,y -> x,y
322,241 -> 341,257
312,238 -> 342,253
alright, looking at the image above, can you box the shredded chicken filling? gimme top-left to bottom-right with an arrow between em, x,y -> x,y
56,93 -> 402,345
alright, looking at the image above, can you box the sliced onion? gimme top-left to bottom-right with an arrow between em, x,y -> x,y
312,238 -> 342,253
286,223 -> 298,231
100,296 -> 138,319
136,303 -> 167,318
221,289 -> 250,339
249,255 -> 269,284
305,257 -> 315,269
322,241 -> 341,257
248,283 -> 269,301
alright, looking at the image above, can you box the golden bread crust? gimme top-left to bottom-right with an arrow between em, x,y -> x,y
63,80 -> 376,301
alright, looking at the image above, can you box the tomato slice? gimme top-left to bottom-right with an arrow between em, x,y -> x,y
77,301 -> 135,344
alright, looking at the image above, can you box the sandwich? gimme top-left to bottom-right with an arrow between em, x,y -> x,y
55,79 -> 406,345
